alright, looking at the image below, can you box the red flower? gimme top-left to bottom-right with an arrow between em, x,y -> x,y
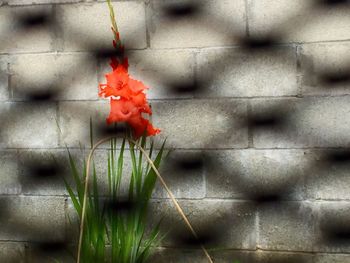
99,58 -> 160,138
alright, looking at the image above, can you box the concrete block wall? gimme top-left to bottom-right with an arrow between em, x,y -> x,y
0,0 -> 350,262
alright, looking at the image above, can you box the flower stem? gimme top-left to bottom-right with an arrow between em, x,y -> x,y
107,0 -> 123,50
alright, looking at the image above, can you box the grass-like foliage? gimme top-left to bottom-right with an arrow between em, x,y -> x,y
65,134 -> 165,263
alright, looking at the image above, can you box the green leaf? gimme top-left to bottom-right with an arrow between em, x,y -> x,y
107,153 -> 112,196
64,178 -> 81,218
89,117 -> 93,149
92,161 -> 99,213
117,138 -> 125,193
145,140 -> 154,174
141,139 -> 166,201
129,140 -> 139,196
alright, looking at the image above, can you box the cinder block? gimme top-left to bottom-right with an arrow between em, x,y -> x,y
58,101 -> 110,148
151,99 -> 248,149
305,150 -> 350,200
10,53 -> 98,100
0,242 -> 25,263
247,0 -> 350,43
0,150 -> 21,195
0,196 -> 65,242
150,248 -> 254,263
205,149 -> 308,200
154,150 -> 205,199
212,250 -> 255,263
196,46 -> 298,97
57,2 -> 147,51
254,251 -> 314,263
0,102 -> 58,148
252,97 -> 350,148
0,5 -> 54,53
17,149 -> 78,196
0,56 -> 8,101
314,254 -> 350,263
149,200 -> 256,249
300,42 -> 350,96
149,248 -> 207,263
315,202 -> 350,253
258,201 -> 316,251
149,0 -> 246,48
151,250 -> 313,263
26,245 -> 75,263
65,198 -> 79,243
8,0 -> 81,5
99,49 -> 195,99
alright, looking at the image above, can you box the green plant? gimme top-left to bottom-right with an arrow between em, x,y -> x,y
65,133 -> 165,263
62,0 -> 214,261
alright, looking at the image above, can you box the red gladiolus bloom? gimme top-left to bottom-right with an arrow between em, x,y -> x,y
99,57 -> 160,138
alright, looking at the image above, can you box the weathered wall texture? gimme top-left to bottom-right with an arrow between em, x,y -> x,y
0,0 -> 350,262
